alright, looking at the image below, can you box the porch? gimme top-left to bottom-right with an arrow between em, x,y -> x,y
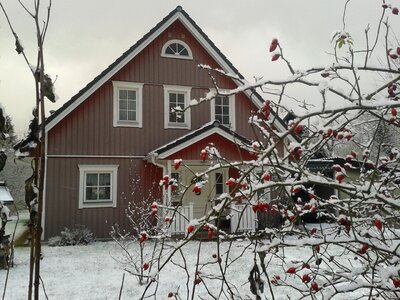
159,203 -> 257,235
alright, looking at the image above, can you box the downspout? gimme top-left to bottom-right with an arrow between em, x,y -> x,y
149,154 -> 167,206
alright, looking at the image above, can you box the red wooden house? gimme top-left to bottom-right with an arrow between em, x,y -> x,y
43,6 -> 290,239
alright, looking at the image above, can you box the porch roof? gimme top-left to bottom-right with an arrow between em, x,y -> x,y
146,120 -> 253,160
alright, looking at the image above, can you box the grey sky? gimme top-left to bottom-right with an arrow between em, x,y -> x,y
0,0 -> 397,136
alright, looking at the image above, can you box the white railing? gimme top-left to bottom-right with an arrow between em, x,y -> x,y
230,203 -> 257,232
161,203 -> 193,235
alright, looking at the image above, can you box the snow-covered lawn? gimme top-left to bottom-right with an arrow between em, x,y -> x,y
1,236 -> 369,300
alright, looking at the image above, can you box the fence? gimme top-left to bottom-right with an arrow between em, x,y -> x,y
161,203 -> 193,235
230,203 -> 257,232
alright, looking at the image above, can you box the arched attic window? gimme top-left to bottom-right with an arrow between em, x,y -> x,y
161,39 -> 193,60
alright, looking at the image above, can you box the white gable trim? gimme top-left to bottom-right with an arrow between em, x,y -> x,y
155,127 -> 249,159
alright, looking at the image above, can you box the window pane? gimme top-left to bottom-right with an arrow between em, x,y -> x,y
119,90 -> 127,99
127,100 -> 136,110
128,111 -> 136,121
127,90 -> 136,100
222,96 -> 229,105
181,48 -> 188,56
215,173 -> 223,195
86,187 -> 98,200
169,93 -> 176,103
223,116 -> 230,125
86,173 -> 98,186
119,99 -> 127,109
98,187 -> 111,200
215,96 -> 221,106
119,111 -> 127,120
223,106 -> 229,115
177,93 -> 185,104
215,106 -> 222,115
99,173 -> 111,186
166,46 -> 175,55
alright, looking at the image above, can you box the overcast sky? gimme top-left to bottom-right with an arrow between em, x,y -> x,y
0,0 -> 397,136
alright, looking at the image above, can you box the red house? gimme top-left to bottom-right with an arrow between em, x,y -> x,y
43,6 -> 290,239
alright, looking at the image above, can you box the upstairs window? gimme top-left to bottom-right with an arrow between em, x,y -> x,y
164,85 -> 191,129
210,91 -> 235,130
113,81 -> 143,127
161,39 -> 193,60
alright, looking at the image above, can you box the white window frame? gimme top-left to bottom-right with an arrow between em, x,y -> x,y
164,85 -> 191,129
78,165 -> 119,209
210,89 -> 236,131
113,81 -> 143,128
161,39 -> 193,60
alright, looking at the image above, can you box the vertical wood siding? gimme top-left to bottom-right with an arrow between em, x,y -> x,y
45,20 -> 276,238
44,158 -> 162,239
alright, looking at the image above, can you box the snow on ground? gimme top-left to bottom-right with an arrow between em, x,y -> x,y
1,237 -> 368,300
1,217 -> 367,300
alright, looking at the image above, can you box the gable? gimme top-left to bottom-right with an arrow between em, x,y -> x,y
147,121 -> 254,161
45,6 -> 290,138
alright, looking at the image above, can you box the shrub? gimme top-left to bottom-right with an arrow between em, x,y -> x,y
48,226 -> 94,246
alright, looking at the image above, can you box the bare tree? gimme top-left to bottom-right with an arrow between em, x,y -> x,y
0,1 -> 54,299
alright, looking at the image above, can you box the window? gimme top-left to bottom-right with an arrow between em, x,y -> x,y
161,39 -> 193,60
210,92 -> 235,130
79,165 -> 119,208
215,173 -> 224,196
164,85 -> 191,129
113,81 -> 143,127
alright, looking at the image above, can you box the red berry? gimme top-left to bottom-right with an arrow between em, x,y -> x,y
336,172 -> 345,183
311,281 -> 319,292
286,267 -> 296,274
393,278 -> 400,288
208,229 -> 214,239
143,263 -> 149,270
310,228 -> 317,235
168,292 -> 174,298
192,185 -> 202,195
314,245 -> 320,253
269,38 -> 279,52
274,275 -> 281,280
302,274 -> 311,283
295,125 -> 304,134
174,159 -> 182,170
187,225 -> 195,234
373,219 -> 383,231
200,150 -> 207,161
393,7 -> 399,15
194,278 -> 202,285
271,53 -> 281,61
263,172 -> 271,182
226,178 -> 236,186
139,232 -> 147,243
351,150 -> 357,158
391,107 -> 398,117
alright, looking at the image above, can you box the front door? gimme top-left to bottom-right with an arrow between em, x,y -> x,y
172,165 -> 228,221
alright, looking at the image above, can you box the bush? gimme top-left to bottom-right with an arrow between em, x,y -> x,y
48,226 -> 94,246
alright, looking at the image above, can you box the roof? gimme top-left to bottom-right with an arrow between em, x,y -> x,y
147,120 -> 252,159
45,6 -> 292,139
